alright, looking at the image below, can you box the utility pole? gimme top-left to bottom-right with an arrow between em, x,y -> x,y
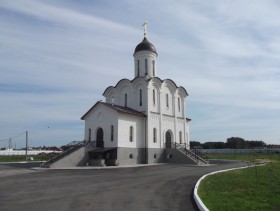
9,138 -> 11,150
25,131 -> 28,160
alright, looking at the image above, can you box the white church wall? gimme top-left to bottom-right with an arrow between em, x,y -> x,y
148,82 -> 160,113
160,86 -> 174,116
176,118 -> 187,144
107,92 -> 116,104
161,115 -> 176,146
83,104 -> 119,148
103,86 -> 115,104
175,89 -> 187,118
147,113 -> 161,148
133,80 -> 148,113
185,120 -> 190,149
103,78 -> 150,113
118,84 -> 134,108
175,95 -> 183,118
117,114 -> 145,148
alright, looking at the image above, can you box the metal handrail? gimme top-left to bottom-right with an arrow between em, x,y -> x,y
174,143 -> 208,164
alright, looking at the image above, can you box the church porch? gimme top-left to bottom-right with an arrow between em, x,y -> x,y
88,147 -> 117,166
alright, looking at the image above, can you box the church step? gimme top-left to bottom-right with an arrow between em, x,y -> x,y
41,141 -> 85,168
174,143 -> 208,165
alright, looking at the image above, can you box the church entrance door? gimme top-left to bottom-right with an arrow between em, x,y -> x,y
96,128 -> 104,148
165,131 -> 172,148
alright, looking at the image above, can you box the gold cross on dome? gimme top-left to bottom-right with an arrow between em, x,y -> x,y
143,21 -> 148,37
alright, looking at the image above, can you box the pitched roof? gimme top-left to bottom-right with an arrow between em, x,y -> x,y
81,102 -> 146,120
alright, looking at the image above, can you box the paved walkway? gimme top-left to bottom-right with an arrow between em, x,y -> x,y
0,160 -> 249,211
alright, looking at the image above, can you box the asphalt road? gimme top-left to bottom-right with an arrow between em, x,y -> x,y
0,160 -> 248,211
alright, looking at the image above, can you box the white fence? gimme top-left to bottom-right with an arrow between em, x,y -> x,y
0,150 -> 61,156
197,148 -> 280,154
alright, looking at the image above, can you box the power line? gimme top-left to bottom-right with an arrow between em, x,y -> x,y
0,131 -> 26,142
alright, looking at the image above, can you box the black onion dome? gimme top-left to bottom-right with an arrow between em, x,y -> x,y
134,37 -> 157,55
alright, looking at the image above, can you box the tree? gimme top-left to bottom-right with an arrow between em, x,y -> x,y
201,142 -> 226,149
246,140 -> 266,148
190,141 -> 202,148
226,137 -> 246,149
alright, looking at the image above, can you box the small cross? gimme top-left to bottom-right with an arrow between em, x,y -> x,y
143,21 -> 148,37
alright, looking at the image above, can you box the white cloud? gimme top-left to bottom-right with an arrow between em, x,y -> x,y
1,0 -> 280,146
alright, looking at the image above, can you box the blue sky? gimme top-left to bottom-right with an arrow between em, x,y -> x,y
1,0 -> 280,148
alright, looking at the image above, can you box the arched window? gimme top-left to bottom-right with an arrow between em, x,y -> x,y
153,89 -> 156,105
165,131 -> 172,148
125,94 -> 127,107
139,89 -> 142,106
152,60 -> 155,76
153,128 -> 157,143
137,60 -> 140,76
129,126 -> 133,142
111,125 -> 114,141
145,59 -> 148,74
179,131 -> 182,144
96,128 -> 104,148
178,97 -> 181,112
88,128 -> 91,142
166,94 -> 169,108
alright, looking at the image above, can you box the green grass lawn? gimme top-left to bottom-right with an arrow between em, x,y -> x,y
198,153 -> 280,211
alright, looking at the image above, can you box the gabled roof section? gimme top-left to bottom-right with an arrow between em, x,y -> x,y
81,102 -> 146,120
102,102 -> 146,117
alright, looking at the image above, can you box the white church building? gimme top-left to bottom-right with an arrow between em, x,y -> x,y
80,23 -> 193,165
43,23 -> 208,168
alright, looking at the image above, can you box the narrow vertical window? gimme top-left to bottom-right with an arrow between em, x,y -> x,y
166,94 -> 169,108
152,60 -> 155,76
88,128 -> 91,142
125,94 -> 127,107
137,60 -> 140,76
139,89 -> 142,106
179,131 -> 182,144
129,126 -> 133,142
153,128 -> 157,143
153,89 -> 156,105
145,59 -> 148,75
178,97 -> 180,112
111,125 -> 114,141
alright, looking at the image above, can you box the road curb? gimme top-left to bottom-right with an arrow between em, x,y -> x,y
193,162 -> 266,211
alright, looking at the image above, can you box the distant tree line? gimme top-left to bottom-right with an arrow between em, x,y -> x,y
190,137 -> 266,149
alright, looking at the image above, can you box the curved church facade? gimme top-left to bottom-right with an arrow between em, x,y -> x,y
81,31 -> 191,165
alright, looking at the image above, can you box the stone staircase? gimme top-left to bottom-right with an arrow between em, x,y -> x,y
174,143 -> 209,165
41,141 -> 85,168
